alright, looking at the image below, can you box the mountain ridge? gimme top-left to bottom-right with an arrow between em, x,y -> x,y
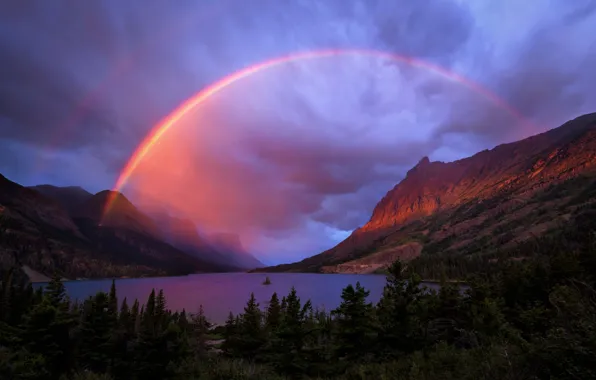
255,112 -> 596,274
0,177 -> 257,280
121,189 -> 265,269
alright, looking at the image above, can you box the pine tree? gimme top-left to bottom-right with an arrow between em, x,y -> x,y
131,299 -> 140,335
45,273 -> 67,309
155,289 -> 167,332
133,289 -> 172,380
108,279 -> 118,316
426,278 -> 463,345
331,282 -> 375,363
178,309 -> 190,332
112,297 -> 132,379
77,292 -> 114,373
119,298 -> 131,333
222,312 -> 239,357
238,292 -> 265,359
274,287 -> 311,376
21,276 -> 77,379
145,289 -> 156,322
265,292 -> 282,332
189,304 -> 210,357
376,260 -> 427,355
281,295 -> 288,313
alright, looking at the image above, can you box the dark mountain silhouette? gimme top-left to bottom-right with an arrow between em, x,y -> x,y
256,112 -> 596,274
28,184 -> 93,214
74,190 -> 162,238
0,178 -> 239,279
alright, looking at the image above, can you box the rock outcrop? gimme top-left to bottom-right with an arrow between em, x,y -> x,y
257,112 -> 596,273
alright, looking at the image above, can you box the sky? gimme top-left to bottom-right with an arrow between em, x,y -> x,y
0,0 -> 595,265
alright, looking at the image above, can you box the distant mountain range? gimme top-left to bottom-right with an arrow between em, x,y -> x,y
0,180 -> 264,281
255,112 -> 596,274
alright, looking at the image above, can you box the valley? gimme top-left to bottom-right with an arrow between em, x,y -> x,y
2,113 -> 596,282
0,178 -> 264,281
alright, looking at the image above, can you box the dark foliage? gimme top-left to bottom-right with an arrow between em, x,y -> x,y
1,221 -> 596,379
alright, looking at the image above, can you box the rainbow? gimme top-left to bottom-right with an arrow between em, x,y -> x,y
103,48 -> 536,219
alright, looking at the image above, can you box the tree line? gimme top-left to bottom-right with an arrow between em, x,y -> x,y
1,225 -> 596,379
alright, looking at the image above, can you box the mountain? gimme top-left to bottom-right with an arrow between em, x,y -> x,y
126,190 -> 264,270
74,190 -> 162,238
0,175 -> 83,236
153,213 -> 264,270
208,232 -> 265,269
28,185 -> 93,214
19,183 -> 263,272
0,176 -> 237,280
256,112 -> 596,274
152,214 -> 239,269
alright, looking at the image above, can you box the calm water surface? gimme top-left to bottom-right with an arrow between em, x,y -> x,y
40,273 -> 441,324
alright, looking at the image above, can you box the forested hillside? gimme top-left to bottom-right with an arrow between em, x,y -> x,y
1,217 -> 595,379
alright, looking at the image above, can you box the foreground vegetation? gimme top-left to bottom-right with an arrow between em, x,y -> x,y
1,220 -> 596,379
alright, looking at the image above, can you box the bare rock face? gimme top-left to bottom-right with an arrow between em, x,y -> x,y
257,112 -> 596,273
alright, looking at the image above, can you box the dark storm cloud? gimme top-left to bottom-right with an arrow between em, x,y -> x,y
373,0 -> 474,63
0,0 -> 594,262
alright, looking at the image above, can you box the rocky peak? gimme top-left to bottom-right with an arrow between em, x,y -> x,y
416,155 -> 431,167
311,113 -> 596,264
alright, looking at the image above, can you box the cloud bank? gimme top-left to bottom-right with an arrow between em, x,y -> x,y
0,0 -> 595,263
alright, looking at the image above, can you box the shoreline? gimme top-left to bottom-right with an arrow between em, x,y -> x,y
26,267 -> 465,286
26,269 -> 257,284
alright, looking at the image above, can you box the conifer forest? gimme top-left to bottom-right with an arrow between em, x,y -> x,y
1,221 -> 596,380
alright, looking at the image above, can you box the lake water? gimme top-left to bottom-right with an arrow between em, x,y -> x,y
38,273 -> 441,324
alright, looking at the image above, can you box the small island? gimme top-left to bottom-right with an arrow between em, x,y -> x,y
262,276 -> 271,285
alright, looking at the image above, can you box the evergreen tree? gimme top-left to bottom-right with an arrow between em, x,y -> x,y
237,292 -> 265,359
112,298 -> 132,379
178,309 -> 190,332
376,261 -> 427,355
144,289 -> 156,327
265,292 -> 282,332
130,299 -> 141,335
119,298 -> 131,333
77,292 -> 114,374
274,287 -> 311,376
281,295 -> 288,313
45,273 -> 67,310
331,282 -> 375,363
3,218 -> 596,379
155,289 -> 167,331
222,312 -> 239,357
189,304 -> 210,357
108,280 -> 118,316
21,289 -> 76,378
425,278 -> 464,345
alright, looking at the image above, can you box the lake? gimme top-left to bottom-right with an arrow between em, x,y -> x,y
37,273 -> 441,324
